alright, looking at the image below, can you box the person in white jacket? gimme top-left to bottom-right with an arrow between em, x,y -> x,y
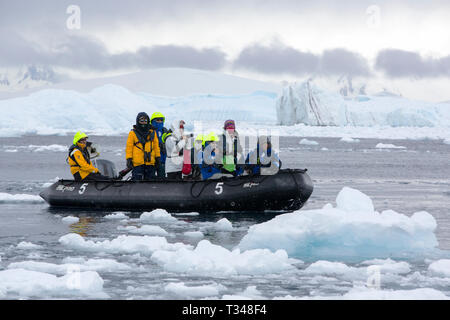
164,120 -> 188,180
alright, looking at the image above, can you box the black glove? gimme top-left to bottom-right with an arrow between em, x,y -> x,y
126,158 -> 133,169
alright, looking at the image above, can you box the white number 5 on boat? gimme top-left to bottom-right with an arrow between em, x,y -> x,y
215,182 -> 224,195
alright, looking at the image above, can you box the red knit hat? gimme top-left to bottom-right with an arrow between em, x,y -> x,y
224,119 -> 235,129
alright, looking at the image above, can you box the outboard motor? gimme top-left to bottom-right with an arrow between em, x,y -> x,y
93,159 -> 117,178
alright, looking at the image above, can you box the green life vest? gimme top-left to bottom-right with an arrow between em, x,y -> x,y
222,135 -> 238,173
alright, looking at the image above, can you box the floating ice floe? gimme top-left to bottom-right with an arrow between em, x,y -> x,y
213,218 -> 233,231
0,268 -> 107,299
183,231 -> 204,240
0,192 -> 44,204
2,145 -> 67,153
7,258 -> 131,274
164,282 -> 225,298
299,138 -> 319,146
221,286 -> 265,300
104,212 -> 129,220
339,287 -> 449,300
428,259 -> 450,277
340,137 -> 360,143
173,212 -> 200,216
239,187 -> 439,261
41,177 -> 61,188
29,144 -> 67,152
59,233 -> 190,255
62,216 -> 80,224
275,287 -> 448,300
139,209 -> 179,223
151,239 -> 297,276
359,258 -> 411,275
16,241 -> 43,250
121,225 -> 169,236
375,143 -> 406,149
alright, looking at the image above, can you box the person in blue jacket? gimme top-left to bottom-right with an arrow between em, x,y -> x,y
150,112 -> 170,179
198,132 -> 233,180
245,136 -> 282,176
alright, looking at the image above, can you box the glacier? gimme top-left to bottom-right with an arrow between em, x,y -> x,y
276,80 -> 450,127
0,84 -> 278,137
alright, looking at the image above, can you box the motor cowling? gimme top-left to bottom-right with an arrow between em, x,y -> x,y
93,159 -> 117,178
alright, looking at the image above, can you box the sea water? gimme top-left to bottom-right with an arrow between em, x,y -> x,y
0,135 -> 449,299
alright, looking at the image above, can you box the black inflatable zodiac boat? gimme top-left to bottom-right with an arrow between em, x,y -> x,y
39,160 -> 313,212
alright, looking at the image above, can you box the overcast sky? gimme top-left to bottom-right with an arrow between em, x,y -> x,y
1,0 -> 450,99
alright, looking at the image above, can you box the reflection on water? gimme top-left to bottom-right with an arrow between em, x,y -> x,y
69,216 -> 95,237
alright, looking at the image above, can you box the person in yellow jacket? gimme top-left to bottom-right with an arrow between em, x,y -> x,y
126,112 -> 161,180
68,132 -> 110,181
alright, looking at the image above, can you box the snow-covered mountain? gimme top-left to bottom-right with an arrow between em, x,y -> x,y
276,79 -> 450,127
0,65 -> 60,93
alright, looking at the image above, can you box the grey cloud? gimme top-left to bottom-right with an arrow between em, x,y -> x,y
375,49 -> 450,77
233,44 -> 319,75
0,32 -> 227,71
233,44 -> 370,77
135,46 -> 226,70
319,49 -> 370,76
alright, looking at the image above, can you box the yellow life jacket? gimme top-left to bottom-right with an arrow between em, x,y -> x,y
125,128 -> 160,166
67,143 -> 99,179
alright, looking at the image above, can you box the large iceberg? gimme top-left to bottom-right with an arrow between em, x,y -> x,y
276,80 -> 450,127
238,187 -> 440,262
